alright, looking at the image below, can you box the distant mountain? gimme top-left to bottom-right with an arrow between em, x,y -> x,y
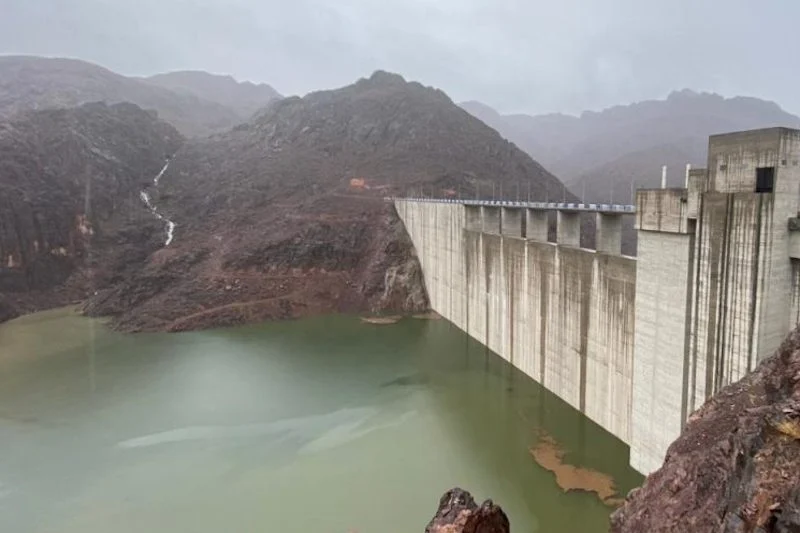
0,102 -> 183,318
84,71 -> 575,332
143,71 -> 281,120
462,91 -> 800,203
0,56 -> 243,136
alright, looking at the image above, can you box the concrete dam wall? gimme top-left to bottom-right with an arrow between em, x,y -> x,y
395,201 -> 636,443
395,127 -> 800,475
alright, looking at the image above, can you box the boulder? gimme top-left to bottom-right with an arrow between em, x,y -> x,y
425,488 -> 510,533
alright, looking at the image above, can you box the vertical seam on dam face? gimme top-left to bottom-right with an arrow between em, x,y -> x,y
747,194 -> 762,374
690,203 -> 704,412
704,199 -> 723,401
714,195 -> 734,396
579,253 -> 591,414
484,233 -> 490,350
539,249 -> 549,386
508,239 -> 515,366
681,223 -> 696,424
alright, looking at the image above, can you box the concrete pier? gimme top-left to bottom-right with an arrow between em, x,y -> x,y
556,211 -> 580,247
501,207 -> 524,237
596,213 -> 623,255
526,210 -> 548,242
482,206 -> 501,234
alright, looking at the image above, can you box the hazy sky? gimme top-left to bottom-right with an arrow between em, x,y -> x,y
1,0 -> 798,116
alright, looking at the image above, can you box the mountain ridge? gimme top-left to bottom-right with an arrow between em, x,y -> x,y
142,70 -> 281,120
461,92 -> 800,202
0,55 -> 268,136
81,70 -> 575,331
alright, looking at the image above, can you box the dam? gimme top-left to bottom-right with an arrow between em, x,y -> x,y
394,127 -> 800,474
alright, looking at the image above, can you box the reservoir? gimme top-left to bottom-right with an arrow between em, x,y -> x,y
0,308 -> 641,532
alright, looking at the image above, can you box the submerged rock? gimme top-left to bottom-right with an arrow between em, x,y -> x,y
425,488 -> 510,533
611,327 -> 800,533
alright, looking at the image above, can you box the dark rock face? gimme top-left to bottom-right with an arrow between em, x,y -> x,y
425,488 -> 510,533
611,327 -> 800,533
0,102 -> 183,318
85,71 -> 571,332
0,294 -> 17,323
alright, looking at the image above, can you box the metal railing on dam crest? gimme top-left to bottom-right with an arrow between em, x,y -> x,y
385,196 -> 636,214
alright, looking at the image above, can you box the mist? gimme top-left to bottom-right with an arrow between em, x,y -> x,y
1,0 -> 798,115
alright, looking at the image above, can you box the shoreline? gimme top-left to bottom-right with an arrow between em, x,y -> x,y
1,303 -> 436,334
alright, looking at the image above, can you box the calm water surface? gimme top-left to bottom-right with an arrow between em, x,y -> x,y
0,308 -> 641,532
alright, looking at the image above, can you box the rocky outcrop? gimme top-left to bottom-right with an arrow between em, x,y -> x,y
425,488 -> 510,533
611,327 -> 800,533
84,71 -> 571,332
0,102 -> 183,319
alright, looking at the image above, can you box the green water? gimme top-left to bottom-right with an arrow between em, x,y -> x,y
0,308 -> 641,533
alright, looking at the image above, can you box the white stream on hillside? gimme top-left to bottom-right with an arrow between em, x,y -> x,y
140,159 -> 176,246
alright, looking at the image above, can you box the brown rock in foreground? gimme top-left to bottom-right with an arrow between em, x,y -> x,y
425,488 -> 509,533
610,327 -> 800,533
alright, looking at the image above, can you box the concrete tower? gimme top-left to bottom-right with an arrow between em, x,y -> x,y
631,127 -> 800,473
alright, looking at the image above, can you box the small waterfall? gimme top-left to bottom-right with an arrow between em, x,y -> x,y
140,159 -> 177,246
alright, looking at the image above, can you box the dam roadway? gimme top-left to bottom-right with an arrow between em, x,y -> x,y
395,127 -> 800,474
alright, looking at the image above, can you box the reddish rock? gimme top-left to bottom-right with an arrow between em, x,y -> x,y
425,488 -> 510,533
611,327 -> 800,533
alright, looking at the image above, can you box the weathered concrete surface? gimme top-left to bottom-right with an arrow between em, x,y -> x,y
635,189 -> 690,233
395,200 -> 635,443
631,127 -> 800,473
597,213 -> 623,255
630,230 -> 694,474
686,168 -> 708,219
525,209 -> 548,242
501,207 -> 523,237
557,211 -> 580,247
482,206 -> 501,234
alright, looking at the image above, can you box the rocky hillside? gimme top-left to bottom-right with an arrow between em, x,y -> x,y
462,91 -> 800,203
0,56 -> 242,136
0,102 -> 183,318
143,71 -> 281,120
611,327 -> 800,533
83,71 -> 571,332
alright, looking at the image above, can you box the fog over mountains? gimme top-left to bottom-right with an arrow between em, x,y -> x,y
0,56 -> 280,136
462,91 -> 800,203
